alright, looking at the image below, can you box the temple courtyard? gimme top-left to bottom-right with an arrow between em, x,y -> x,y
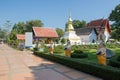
0,44 -> 102,80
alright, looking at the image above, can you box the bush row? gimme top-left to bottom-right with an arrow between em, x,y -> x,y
71,44 -> 120,50
34,51 -> 120,80
71,50 -> 88,58
109,56 -> 120,68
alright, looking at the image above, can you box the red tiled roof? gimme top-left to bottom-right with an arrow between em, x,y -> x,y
87,19 -> 111,33
87,19 -> 108,27
33,27 -> 58,38
17,34 -> 25,40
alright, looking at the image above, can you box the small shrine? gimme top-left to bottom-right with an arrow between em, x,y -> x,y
63,15 -> 81,44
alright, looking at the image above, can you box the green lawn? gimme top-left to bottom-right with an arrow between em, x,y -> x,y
52,47 -> 120,64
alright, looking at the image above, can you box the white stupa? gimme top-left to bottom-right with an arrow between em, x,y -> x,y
63,14 -> 81,44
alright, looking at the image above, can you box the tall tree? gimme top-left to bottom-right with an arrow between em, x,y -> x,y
0,28 -> 6,39
3,20 -> 12,32
26,20 -> 44,32
17,22 -> 26,34
109,4 -> 120,41
56,28 -> 64,37
8,22 -> 25,41
0,20 -> 12,40
109,4 -> 120,23
55,28 -> 64,44
12,22 -> 25,34
72,20 -> 86,28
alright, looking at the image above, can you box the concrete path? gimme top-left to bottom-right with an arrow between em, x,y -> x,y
0,44 -> 102,80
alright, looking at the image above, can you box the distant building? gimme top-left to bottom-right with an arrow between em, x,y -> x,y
16,34 -> 25,49
87,19 -> 111,42
17,34 -> 25,41
75,27 -> 97,44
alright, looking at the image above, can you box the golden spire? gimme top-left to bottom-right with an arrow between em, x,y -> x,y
67,11 -> 74,31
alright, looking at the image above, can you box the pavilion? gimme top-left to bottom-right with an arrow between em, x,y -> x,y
32,27 -> 58,44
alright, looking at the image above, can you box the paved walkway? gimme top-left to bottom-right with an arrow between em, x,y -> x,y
0,44 -> 102,80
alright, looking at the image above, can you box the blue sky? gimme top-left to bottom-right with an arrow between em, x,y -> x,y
0,0 -> 119,30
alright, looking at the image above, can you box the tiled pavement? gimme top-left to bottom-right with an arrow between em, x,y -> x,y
0,44 -> 102,80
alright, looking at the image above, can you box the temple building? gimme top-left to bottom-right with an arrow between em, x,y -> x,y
63,15 -> 81,44
75,27 -> 97,44
87,19 -> 111,42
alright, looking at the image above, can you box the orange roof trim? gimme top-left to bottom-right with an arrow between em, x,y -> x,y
33,27 -> 58,38
17,34 -> 25,40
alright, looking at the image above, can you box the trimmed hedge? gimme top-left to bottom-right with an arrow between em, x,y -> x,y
109,57 -> 120,68
71,50 -> 88,58
117,56 -> 120,61
34,51 -> 120,80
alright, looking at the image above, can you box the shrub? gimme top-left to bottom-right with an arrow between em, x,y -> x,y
71,50 -> 88,58
61,38 -> 66,44
43,46 -> 49,53
54,45 -> 64,54
109,57 -> 120,68
117,56 -> 120,61
71,45 -> 80,51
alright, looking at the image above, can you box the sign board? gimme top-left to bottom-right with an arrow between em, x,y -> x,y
25,32 -> 33,48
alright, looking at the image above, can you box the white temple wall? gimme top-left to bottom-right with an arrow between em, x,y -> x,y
89,30 -> 97,43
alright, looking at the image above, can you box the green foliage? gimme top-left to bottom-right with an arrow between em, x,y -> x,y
54,45 -> 64,54
56,28 -> 64,37
0,29 -> 7,39
73,50 -> 84,53
109,4 -> 120,41
117,56 -> 120,61
0,20 -> 11,40
111,27 -> 120,41
55,38 -> 59,44
8,40 -> 19,48
61,38 -> 66,44
72,20 -> 86,28
8,22 -> 26,45
34,52 -> 120,80
43,46 -> 49,53
26,20 -> 43,32
7,20 -> 44,45
106,43 -> 120,48
71,45 -> 98,51
71,50 -> 88,58
33,44 -> 39,52
109,57 -> 120,68
71,45 -> 81,50
65,19 -> 87,31
12,22 -> 26,34
109,4 -> 120,23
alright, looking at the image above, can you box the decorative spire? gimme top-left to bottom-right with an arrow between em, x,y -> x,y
67,11 -> 74,31
69,10 -> 72,21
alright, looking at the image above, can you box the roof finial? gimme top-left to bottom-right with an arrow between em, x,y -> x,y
68,9 -> 72,21
69,9 -> 71,18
